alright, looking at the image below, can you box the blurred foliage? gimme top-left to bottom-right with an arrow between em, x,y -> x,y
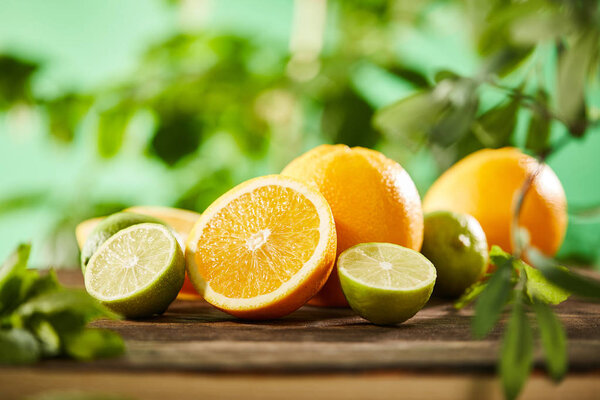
0,0 -> 599,266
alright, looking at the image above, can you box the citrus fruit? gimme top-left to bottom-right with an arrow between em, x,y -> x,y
421,211 -> 488,297
337,242 -> 436,325
84,223 -> 185,318
185,175 -> 337,319
76,207 -> 202,299
281,144 -> 423,307
80,212 -> 164,270
75,217 -> 104,249
423,147 -> 567,257
125,206 -> 201,299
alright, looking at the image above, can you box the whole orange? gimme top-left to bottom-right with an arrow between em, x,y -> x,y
423,147 -> 567,257
282,144 -> 424,306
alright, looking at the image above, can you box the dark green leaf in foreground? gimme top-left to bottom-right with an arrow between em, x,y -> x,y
500,295 -> 533,400
64,328 -> 125,361
0,328 -> 40,364
524,90 -> 551,154
472,97 -> 520,148
473,247 -> 514,338
532,299 -> 567,382
527,247 -> 600,299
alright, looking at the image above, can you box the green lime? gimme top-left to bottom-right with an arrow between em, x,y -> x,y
337,242 -> 436,325
421,211 -> 488,298
84,223 -> 185,318
80,212 -> 164,271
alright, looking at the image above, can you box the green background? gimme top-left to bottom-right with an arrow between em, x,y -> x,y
0,0 -> 599,268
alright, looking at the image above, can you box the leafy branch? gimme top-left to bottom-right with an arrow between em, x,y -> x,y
0,244 -> 124,364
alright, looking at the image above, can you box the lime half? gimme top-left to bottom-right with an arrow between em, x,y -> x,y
84,223 -> 185,318
81,212 -> 165,270
338,243 -> 436,325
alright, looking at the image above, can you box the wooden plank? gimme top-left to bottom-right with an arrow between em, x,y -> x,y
1,369 -> 599,400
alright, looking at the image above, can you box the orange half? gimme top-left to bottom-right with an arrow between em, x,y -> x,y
185,175 -> 337,319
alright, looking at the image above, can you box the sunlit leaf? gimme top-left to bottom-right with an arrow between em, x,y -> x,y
500,295 -> 533,400
532,299 -> 567,382
45,94 -> 93,143
524,264 -> 570,305
97,106 -> 134,158
454,280 -> 487,309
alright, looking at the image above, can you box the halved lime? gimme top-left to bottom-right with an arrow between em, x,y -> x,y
80,212 -> 165,270
337,243 -> 436,325
84,223 -> 185,318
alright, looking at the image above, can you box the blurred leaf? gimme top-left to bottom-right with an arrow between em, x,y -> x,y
21,269 -> 61,302
473,252 -> 514,338
30,318 -> 61,357
557,29 -> 600,127
0,328 -> 40,364
0,244 -> 32,316
434,70 -> 460,83
527,247 -> 600,299
0,243 -> 30,287
388,66 -> 430,88
64,328 -> 125,361
430,80 -> 479,147
45,94 -> 93,143
16,288 -> 120,322
322,88 -> 378,148
374,90 -> 445,149
0,56 -> 39,109
500,295 -> 533,400
525,90 -> 551,153
524,264 -> 570,305
532,300 -> 567,382
472,97 -> 520,148
0,192 -> 47,216
150,112 -> 203,166
454,280 -> 487,309
97,106 -> 134,158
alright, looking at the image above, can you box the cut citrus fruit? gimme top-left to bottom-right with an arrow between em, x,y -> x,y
125,206 -> 202,299
186,175 -> 337,319
76,206 -> 202,299
337,242 -> 436,325
84,223 -> 185,318
80,212 -> 165,270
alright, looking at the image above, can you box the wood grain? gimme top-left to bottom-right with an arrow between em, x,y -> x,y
1,270 -> 599,399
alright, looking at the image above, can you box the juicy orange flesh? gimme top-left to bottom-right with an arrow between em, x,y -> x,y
194,185 -> 321,299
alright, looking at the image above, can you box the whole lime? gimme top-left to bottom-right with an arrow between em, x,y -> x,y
421,211 -> 488,297
80,212 -> 164,270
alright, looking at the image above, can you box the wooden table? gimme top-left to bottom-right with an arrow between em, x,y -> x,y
1,271 -> 599,400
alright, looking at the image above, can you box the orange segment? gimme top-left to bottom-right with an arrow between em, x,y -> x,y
185,175 -> 337,319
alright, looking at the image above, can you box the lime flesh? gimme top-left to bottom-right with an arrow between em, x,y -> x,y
84,223 -> 185,318
80,212 -> 165,270
337,243 -> 436,325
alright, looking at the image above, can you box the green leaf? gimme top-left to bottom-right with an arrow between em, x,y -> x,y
0,244 -> 32,316
31,318 -> 61,357
524,264 -> 570,305
532,300 -> 567,381
150,112 -> 204,166
22,269 -> 61,302
64,328 -> 125,361
557,29 -> 600,126
0,243 -> 30,285
473,253 -> 514,339
525,90 -> 551,154
373,90 -> 445,149
527,247 -> 600,299
45,94 -> 93,143
500,295 -> 533,400
97,106 -> 133,158
454,280 -> 487,309
472,97 -> 520,148
0,328 -> 40,364
0,56 -> 39,109
16,288 -> 121,322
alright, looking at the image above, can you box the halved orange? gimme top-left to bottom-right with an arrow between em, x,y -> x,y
185,175 -> 337,319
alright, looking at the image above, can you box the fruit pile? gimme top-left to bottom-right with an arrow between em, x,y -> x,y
77,145 -> 567,325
